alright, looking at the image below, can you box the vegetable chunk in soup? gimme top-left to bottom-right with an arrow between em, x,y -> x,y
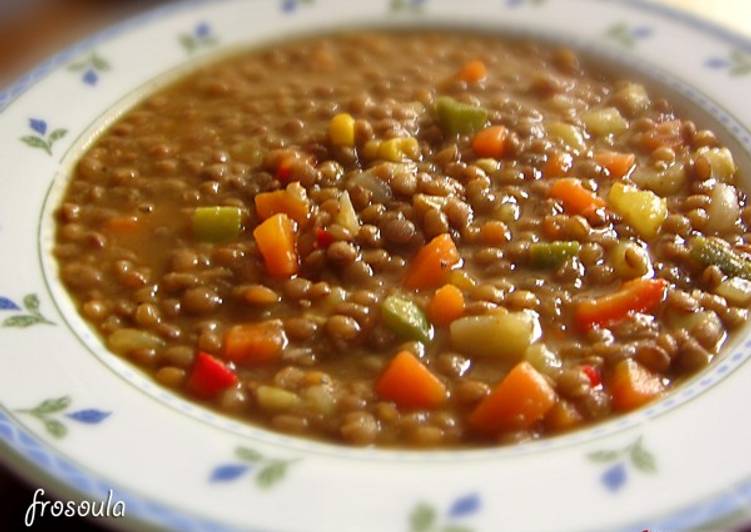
55,31 -> 751,448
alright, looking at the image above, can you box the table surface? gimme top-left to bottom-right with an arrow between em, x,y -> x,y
1,0 -> 750,530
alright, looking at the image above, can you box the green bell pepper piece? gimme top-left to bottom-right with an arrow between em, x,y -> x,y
192,206 -> 242,243
690,236 -> 751,280
381,295 -> 433,343
435,96 -> 488,136
529,241 -> 581,269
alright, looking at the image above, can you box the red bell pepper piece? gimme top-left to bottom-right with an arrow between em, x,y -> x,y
575,278 -> 668,332
581,365 -> 601,387
187,352 -> 237,399
315,227 -> 335,249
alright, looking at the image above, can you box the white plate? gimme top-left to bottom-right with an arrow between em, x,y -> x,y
2,1 -> 751,530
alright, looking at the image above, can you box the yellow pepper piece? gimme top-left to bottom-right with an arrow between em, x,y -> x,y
608,182 -> 667,239
329,113 -> 355,147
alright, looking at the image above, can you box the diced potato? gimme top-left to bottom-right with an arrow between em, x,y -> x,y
108,328 -> 165,354
696,147 -> 736,181
706,183 -> 739,234
335,190 -> 360,234
611,83 -> 650,116
608,182 -> 667,239
450,311 -> 541,359
546,121 -> 587,153
631,162 -> 686,196
256,385 -> 301,412
302,384 -> 337,415
715,277 -> 751,307
524,344 -> 562,378
582,107 -> 628,137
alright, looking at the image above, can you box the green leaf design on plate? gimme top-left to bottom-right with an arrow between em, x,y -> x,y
2,293 -> 55,327
2,315 -> 42,328
43,419 -> 67,439
629,439 -> 657,473
410,503 -> 436,532
91,53 -> 111,71
256,460 -> 290,489
67,61 -> 87,72
23,294 -> 40,312
586,449 -> 621,462
32,396 -> 72,415
48,128 -> 67,143
19,135 -> 51,155
179,34 -> 197,52
235,446 -> 264,462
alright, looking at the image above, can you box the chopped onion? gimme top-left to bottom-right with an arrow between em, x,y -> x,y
706,183 -> 739,234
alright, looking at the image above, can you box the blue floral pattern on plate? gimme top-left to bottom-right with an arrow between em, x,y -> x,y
16,396 -> 111,439
179,22 -> 217,53
605,23 -> 653,47
390,0 -> 427,11
409,493 -> 480,532
587,436 -> 656,492
68,52 -> 111,86
705,50 -> 751,76
281,0 -> 314,13
209,446 -> 298,489
18,119 -> 67,156
0,294 -> 54,328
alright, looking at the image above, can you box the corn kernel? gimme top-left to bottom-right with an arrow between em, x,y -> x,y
378,138 -> 403,162
329,113 -> 355,147
362,140 -> 381,160
398,137 -> 420,160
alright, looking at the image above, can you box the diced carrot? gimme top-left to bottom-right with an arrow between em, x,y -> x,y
575,278 -> 668,332
253,213 -> 298,278
242,285 -> 280,306
472,126 -> 507,158
469,361 -> 557,435
479,220 -> 509,246
428,284 -> 465,326
105,215 -> 140,233
403,233 -> 462,290
545,400 -> 583,432
595,151 -> 636,179
641,119 -> 683,151
255,185 -> 309,226
542,151 -> 573,178
457,59 -> 487,84
187,352 -> 237,399
549,178 -> 606,216
610,358 -> 665,411
224,320 -> 287,364
375,351 -> 447,409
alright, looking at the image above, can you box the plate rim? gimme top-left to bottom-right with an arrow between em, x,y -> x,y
3,0 -> 751,530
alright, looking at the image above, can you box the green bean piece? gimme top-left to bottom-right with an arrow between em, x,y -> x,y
192,206 -> 242,243
381,295 -> 433,343
435,96 -> 488,136
529,241 -> 581,269
690,236 -> 751,280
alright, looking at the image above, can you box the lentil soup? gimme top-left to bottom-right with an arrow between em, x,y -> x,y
54,31 -> 751,448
